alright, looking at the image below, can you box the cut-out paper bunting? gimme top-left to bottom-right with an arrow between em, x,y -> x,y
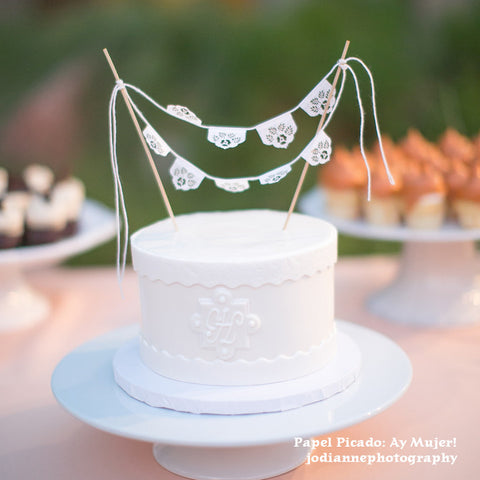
107,51 -> 395,286
117,69 -> 338,151
142,123 -> 332,193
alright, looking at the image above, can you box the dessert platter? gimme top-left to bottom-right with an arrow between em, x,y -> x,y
52,45 -> 412,479
301,129 -> 480,326
52,319 -> 411,480
0,165 -> 116,331
0,199 -> 116,331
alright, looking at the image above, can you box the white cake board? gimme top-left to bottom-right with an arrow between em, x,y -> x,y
113,332 -> 360,415
300,188 -> 480,327
51,321 -> 411,480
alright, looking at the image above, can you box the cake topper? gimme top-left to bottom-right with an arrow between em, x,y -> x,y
104,41 -> 394,280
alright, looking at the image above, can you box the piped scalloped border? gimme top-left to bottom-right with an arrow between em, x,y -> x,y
136,262 -> 335,288
139,327 -> 337,385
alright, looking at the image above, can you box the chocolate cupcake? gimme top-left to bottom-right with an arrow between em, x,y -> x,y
0,199 -> 24,249
23,164 -> 54,195
24,194 -> 67,245
52,177 -> 85,236
0,168 -> 8,196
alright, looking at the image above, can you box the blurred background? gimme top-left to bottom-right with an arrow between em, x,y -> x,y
0,0 -> 479,264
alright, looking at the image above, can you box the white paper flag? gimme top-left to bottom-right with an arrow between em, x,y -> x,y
207,127 -> 247,149
166,105 -> 202,125
214,178 -> 250,193
300,130 -> 332,166
258,164 -> 292,185
142,126 -> 171,157
256,112 -> 297,149
169,157 -> 205,191
299,79 -> 336,117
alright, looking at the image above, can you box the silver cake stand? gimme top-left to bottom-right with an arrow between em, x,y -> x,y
300,188 -> 480,327
51,321 -> 411,480
0,199 -> 116,332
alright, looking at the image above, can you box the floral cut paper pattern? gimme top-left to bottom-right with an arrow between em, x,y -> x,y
169,157 -> 205,191
256,112 -> 297,149
207,127 -> 247,149
300,130 -> 332,166
143,126 -> 171,157
299,79 -> 336,117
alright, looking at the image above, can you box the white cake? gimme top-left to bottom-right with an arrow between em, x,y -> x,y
131,209 -> 337,386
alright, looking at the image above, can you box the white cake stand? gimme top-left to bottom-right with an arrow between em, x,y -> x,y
0,199 -> 116,332
51,321 -> 411,480
300,188 -> 480,327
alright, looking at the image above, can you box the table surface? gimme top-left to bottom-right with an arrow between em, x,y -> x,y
1,257 -> 479,480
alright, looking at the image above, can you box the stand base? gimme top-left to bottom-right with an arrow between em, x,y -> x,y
153,441 -> 311,480
368,241 -> 480,326
0,266 -> 50,332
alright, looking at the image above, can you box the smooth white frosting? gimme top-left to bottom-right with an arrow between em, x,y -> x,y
23,164 -> 54,195
0,168 -> 7,195
0,207 -> 24,237
52,177 -> 85,221
132,209 -> 338,386
26,195 -> 66,230
3,191 -> 31,213
132,209 -> 337,288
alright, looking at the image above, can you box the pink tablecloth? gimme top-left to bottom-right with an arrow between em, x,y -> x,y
0,257 -> 479,479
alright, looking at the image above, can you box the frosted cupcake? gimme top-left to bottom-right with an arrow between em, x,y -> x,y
362,155 -> 403,226
453,162 -> 480,229
439,128 -> 475,164
320,146 -> 367,220
52,177 -> 85,236
402,163 -> 447,229
0,168 -> 8,196
24,194 -> 67,245
23,164 -> 55,195
444,159 -> 470,219
0,200 -> 24,249
401,129 -> 450,174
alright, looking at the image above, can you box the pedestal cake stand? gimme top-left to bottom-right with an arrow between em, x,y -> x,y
0,199 -> 116,332
300,188 -> 480,326
51,321 -> 411,480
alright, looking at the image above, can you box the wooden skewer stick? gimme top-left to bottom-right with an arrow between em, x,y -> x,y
283,40 -> 350,230
103,48 -> 179,231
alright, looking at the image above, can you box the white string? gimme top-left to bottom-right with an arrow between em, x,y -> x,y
123,61 -> 340,133
346,57 -> 395,185
344,64 -> 372,201
108,82 -> 129,288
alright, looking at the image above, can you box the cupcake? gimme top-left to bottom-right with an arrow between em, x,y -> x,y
401,129 -> 450,174
0,199 -> 24,249
52,177 -> 85,236
452,162 -> 480,229
362,155 -> 403,226
24,194 -> 67,245
444,159 -> 470,219
402,163 -> 447,229
320,146 -> 367,220
439,128 -> 476,164
23,164 -> 55,195
0,168 -> 8,196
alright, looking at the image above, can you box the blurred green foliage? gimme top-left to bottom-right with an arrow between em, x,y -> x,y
0,0 -> 478,264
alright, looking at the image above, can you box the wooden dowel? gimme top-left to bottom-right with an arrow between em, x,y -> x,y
103,48 -> 179,231
283,40 -> 350,230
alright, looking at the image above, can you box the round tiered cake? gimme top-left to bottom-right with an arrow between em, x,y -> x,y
130,209 -> 337,386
